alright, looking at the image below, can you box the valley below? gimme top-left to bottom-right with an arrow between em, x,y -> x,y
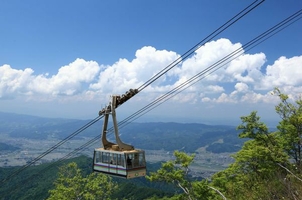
0,112 -> 241,179
0,133 -> 234,178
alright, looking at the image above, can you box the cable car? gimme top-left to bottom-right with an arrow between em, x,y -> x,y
93,148 -> 146,179
93,91 -> 146,179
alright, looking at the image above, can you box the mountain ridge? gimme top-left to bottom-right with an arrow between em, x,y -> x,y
0,112 -> 243,153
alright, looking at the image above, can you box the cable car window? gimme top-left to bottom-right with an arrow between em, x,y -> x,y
117,154 -> 125,167
126,154 -> 133,168
95,151 -> 101,163
110,153 -> 117,164
133,153 -> 139,167
102,152 -> 110,164
139,152 -> 145,166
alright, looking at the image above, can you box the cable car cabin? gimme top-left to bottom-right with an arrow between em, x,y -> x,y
94,93 -> 146,179
93,148 -> 146,179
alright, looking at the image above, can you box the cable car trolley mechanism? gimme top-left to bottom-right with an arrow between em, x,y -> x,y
93,89 -> 146,179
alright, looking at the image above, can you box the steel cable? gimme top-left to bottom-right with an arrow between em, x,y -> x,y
0,0 -> 266,191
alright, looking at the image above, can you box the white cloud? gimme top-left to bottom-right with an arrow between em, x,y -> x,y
204,85 -> 225,94
259,56 -> 302,90
1,38 -> 302,121
28,58 -> 100,96
234,82 -> 249,93
171,38 -> 242,84
215,93 -> 237,103
226,53 -> 266,83
0,64 -> 34,98
89,46 -> 179,94
0,59 -> 100,100
201,97 -> 211,102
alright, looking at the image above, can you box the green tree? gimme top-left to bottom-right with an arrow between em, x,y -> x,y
212,111 -> 288,199
47,162 -> 117,200
212,140 -> 291,199
212,98 -> 302,199
147,151 -> 222,200
273,88 -> 302,170
236,111 -> 289,175
147,89 -> 302,199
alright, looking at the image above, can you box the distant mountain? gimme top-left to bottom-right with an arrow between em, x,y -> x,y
0,112 -> 244,153
120,122 -> 243,152
0,112 -> 102,139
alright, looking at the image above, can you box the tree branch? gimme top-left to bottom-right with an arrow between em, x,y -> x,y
277,163 -> 302,182
208,186 -> 227,200
177,181 -> 192,200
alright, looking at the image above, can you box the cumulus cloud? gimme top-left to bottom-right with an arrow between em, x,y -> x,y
28,58 -> 100,96
0,65 -> 34,98
201,97 -> 211,102
234,82 -> 249,92
215,93 -> 237,103
89,46 -> 179,94
1,38 -> 301,109
226,53 -> 266,83
0,59 -> 100,99
171,38 -> 242,84
259,56 -> 302,90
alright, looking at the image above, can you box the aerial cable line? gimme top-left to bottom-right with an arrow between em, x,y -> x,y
75,0 -> 268,149
41,6 -> 302,171
105,0 -> 268,132
137,0 -> 265,92
119,8 -> 302,128
80,7 -> 302,156
78,8 -> 302,151
5,8 -> 301,194
6,4 -> 299,189
0,0 -> 264,187
2,135 -> 101,197
42,12 -> 301,189
92,0 -> 265,134
9,9 -> 296,192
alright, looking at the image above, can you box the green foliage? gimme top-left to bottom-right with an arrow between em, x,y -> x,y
146,194 -> 184,200
147,151 -> 219,200
0,156 -> 174,200
235,110 -> 289,174
211,90 -> 302,199
147,151 -> 195,184
112,181 -> 173,200
47,162 -> 117,200
0,156 -> 91,200
237,111 -> 269,140
273,87 -> 302,169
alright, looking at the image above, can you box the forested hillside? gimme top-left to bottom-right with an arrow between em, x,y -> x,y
0,156 -> 174,200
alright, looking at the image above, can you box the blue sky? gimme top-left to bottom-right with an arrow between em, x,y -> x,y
1,0 -> 302,125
